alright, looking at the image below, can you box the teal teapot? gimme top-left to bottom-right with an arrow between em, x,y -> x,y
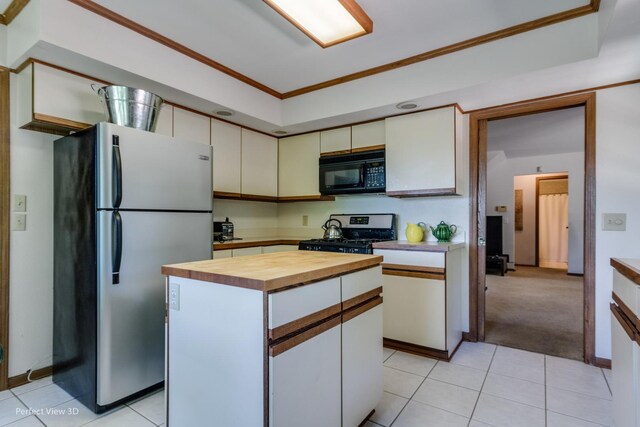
429,221 -> 457,243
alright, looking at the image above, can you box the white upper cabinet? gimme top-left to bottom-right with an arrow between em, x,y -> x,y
241,129 -> 278,199
320,127 -> 351,154
173,107 -> 210,145
278,132 -> 321,199
385,106 -> 462,197
154,104 -> 173,137
17,62 -> 104,133
351,120 -> 385,151
211,120 -> 242,195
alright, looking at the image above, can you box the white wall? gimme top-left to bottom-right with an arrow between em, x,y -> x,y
8,74 -> 56,377
487,152 -> 584,274
594,83 -> 640,359
213,199 -> 279,239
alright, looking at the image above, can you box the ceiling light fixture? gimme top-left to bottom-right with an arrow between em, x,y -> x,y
396,101 -> 418,110
215,110 -> 234,117
263,0 -> 373,48
273,130 -> 288,135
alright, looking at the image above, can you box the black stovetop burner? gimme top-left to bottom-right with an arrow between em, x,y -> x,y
299,214 -> 396,255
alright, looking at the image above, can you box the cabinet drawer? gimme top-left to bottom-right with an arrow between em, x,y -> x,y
268,278 -> 341,331
374,249 -> 445,269
342,266 -> 382,302
613,270 -> 640,319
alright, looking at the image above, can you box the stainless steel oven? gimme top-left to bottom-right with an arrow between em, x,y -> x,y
319,150 -> 385,195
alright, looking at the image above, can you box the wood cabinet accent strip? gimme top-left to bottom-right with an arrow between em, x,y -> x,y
611,258 -> 640,286
240,194 -> 279,203
320,149 -> 351,157
213,240 -> 300,251
278,195 -> 335,202
342,287 -> 382,312
612,292 -> 640,332
0,0 -> 30,26
213,191 -> 242,200
386,188 -> 458,198
382,268 -> 445,281
383,339 -> 450,361
269,316 -> 341,357
342,296 -> 382,323
382,263 -> 445,275
269,302 -> 342,341
611,303 -> 637,342
351,144 -> 385,153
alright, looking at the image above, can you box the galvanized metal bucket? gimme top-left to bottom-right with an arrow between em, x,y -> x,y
93,85 -> 164,132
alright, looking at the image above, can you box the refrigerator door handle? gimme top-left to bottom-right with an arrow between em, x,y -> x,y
112,211 -> 123,285
112,135 -> 122,209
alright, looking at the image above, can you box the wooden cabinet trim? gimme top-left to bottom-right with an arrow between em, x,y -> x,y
269,302 -> 342,341
612,292 -> 640,332
269,316 -> 341,357
278,195 -> 335,202
611,258 -> 640,286
213,191 -> 242,200
320,149 -> 351,157
351,144 -> 385,153
342,287 -> 383,312
386,188 -> 458,198
383,339 -> 450,361
342,296 -> 382,323
382,263 -> 445,275
382,268 -> 445,281
23,113 -> 92,135
611,303 -> 637,342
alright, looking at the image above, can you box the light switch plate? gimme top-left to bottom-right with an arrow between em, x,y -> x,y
169,283 -> 180,311
13,195 -> 26,212
602,213 -> 626,231
11,214 -> 26,231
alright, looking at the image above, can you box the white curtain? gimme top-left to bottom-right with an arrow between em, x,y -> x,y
539,193 -> 569,265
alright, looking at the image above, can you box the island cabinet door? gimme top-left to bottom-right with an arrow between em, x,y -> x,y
342,299 -> 383,427
269,319 -> 341,427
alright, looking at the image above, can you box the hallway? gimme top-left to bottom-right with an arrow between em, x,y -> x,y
485,266 -> 583,360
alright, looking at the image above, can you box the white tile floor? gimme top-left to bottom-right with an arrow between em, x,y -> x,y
0,342 -> 612,427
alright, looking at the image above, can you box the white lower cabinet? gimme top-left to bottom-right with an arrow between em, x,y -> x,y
611,310 -> 639,427
269,323 -> 342,427
342,304 -> 383,427
213,249 -> 232,259
232,247 -> 262,257
383,274 -> 445,350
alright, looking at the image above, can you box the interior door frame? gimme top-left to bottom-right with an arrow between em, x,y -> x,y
468,92 -> 596,365
0,67 -> 10,389
535,174 -> 569,268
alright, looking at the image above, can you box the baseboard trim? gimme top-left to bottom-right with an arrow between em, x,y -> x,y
383,337 -> 462,361
567,272 -> 585,277
7,365 -> 53,389
594,357 -> 611,369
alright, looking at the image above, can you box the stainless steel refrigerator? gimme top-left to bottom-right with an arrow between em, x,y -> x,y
53,122 -> 212,413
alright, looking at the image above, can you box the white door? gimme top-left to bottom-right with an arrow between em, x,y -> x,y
97,122 -> 212,211
343,304 -> 383,427
269,323 -> 341,427
96,210 -> 212,405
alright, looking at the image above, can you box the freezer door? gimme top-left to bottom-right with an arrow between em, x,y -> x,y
97,122 -> 212,211
96,210 -> 212,406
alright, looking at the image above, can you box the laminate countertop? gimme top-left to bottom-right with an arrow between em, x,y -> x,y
372,240 -> 465,252
611,258 -> 640,286
213,237 -> 304,251
162,251 -> 382,292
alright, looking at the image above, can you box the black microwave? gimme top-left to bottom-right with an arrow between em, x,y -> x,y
319,150 -> 385,195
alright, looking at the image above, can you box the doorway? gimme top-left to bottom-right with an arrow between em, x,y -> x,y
469,93 -> 596,365
0,68 -> 10,390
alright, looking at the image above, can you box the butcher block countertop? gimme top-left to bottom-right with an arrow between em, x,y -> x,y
611,258 -> 640,286
162,251 -> 382,292
372,240 -> 465,252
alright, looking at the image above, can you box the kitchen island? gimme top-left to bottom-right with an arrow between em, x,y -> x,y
161,251 -> 383,427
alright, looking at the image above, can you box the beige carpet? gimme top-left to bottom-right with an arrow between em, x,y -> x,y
485,266 -> 584,360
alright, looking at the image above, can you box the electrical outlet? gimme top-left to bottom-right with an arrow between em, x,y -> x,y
602,213 -> 626,231
169,284 -> 180,311
12,214 -> 26,231
13,195 -> 26,212
302,215 -> 309,226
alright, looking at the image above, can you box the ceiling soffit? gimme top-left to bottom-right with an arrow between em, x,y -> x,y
68,0 -> 601,100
